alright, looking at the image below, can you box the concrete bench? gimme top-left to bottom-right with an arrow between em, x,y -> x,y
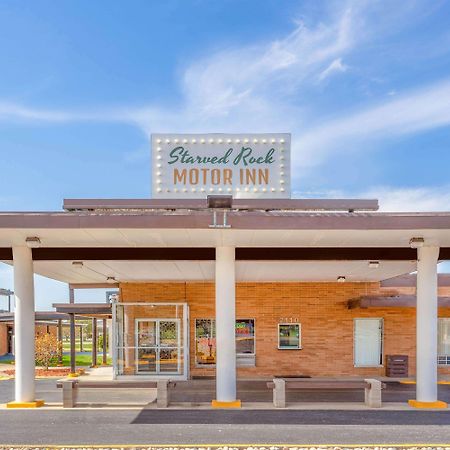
266,378 -> 384,408
56,379 -> 176,408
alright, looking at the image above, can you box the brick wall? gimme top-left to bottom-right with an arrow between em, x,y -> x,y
0,324 -> 8,356
119,282 -> 450,378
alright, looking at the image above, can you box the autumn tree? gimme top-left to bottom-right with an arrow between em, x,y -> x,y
35,333 -> 62,370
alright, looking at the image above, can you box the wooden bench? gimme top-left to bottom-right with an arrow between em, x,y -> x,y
266,378 -> 385,408
56,379 -> 176,408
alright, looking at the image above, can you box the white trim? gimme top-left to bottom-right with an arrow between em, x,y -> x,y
277,322 -> 301,350
353,317 -> 384,368
438,317 -> 450,366
135,318 -> 181,375
112,301 -> 117,380
113,301 -> 189,380
194,317 -> 256,367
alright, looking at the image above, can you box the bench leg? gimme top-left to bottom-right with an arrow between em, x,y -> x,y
157,380 -> 169,408
273,379 -> 286,408
62,381 -> 77,408
364,378 -> 382,408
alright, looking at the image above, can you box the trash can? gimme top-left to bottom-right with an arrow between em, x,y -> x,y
386,354 -> 408,377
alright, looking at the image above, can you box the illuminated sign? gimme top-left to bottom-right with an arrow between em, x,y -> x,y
151,133 -> 290,199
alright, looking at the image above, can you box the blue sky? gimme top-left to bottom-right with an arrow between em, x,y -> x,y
1,0 -> 450,309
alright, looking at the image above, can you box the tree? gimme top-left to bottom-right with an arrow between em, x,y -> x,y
35,333 -> 62,370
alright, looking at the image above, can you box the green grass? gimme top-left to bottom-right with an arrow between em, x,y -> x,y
59,354 -> 112,367
62,341 -> 93,352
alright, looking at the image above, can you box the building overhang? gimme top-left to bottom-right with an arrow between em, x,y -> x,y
52,303 -> 112,317
348,295 -> 450,309
0,311 -> 85,323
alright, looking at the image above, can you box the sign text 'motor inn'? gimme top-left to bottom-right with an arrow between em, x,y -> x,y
151,133 -> 291,199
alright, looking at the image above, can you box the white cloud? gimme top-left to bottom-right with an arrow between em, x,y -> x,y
0,0 -> 449,182
318,57 -> 348,81
294,185 -> 450,213
294,79 -> 450,176
365,186 -> 450,212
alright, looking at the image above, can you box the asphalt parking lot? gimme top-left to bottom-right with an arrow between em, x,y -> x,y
1,379 -> 450,446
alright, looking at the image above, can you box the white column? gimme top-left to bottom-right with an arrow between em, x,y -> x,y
13,246 -> 36,403
416,245 -> 439,403
214,246 -> 237,403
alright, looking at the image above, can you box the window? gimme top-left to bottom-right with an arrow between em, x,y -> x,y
278,323 -> 301,349
195,319 -> 216,366
236,319 -> 255,355
194,319 -> 256,366
354,318 -> 383,367
438,318 -> 450,365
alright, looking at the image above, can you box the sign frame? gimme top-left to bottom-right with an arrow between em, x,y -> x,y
151,133 -> 291,199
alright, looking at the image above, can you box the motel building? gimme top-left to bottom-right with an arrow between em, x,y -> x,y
1,133 -> 450,409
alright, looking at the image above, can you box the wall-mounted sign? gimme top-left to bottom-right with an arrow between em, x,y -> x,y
151,133 -> 291,199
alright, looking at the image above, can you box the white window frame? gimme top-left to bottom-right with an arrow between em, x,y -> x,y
438,318 -> 450,366
353,318 -> 384,368
135,318 -> 181,375
194,318 -> 256,367
278,323 -> 301,350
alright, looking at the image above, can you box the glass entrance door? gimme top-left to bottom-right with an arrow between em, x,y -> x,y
136,319 -> 180,374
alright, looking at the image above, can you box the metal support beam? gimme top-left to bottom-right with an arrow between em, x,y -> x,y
91,318 -> 97,367
57,319 -> 63,365
102,319 -> 107,365
69,313 -> 76,375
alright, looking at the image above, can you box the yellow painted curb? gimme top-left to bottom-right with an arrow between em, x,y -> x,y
67,373 -> 79,378
6,399 -> 45,408
401,380 -> 450,385
211,399 -> 242,408
408,399 -> 447,408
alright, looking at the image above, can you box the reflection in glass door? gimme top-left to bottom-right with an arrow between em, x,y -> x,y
136,319 -> 180,374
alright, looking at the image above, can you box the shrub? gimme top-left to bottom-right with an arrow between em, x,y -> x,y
35,333 -> 62,370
